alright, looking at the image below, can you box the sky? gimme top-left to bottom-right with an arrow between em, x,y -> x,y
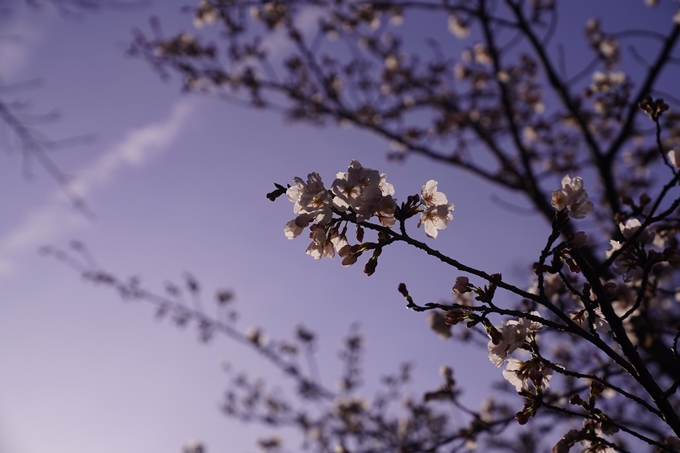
0,1 -> 677,453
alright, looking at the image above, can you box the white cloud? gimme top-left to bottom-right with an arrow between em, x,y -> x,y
0,99 -> 195,276
68,100 -> 193,199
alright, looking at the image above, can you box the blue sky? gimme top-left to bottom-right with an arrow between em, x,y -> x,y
0,1 -> 677,452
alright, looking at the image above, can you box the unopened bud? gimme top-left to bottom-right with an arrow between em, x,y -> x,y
342,251 -> 361,267
453,276 -> 471,294
515,411 -> 530,425
590,380 -> 606,396
356,225 -> 365,243
569,394 -> 584,405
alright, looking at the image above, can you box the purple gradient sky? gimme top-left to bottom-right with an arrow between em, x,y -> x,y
0,1 -> 677,452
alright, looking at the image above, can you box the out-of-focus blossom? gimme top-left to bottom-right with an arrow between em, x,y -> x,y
453,276 -> 472,294
605,218 -> 651,281
183,440 -> 205,453
668,148 -> 680,168
551,175 -> 594,219
571,307 -> 611,333
552,430 -> 580,453
590,71 -> 626,93
428,311 -> 452,339
193,0 -> 219,28
448,14 -> 469,39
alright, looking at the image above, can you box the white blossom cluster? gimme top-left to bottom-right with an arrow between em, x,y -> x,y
605,218 -> 652,282
488,315 -> 543,367
418,180 -> 455,238
283,160 -> 454,262
487,313 -> 553,393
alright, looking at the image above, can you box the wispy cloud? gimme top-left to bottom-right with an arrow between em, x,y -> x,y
0,99 -> 195,276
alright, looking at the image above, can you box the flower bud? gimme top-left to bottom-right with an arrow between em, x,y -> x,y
515,411 -> 530,425
342,252 -> 361,267
569,394 -> 584,405
363,258 -> 378,276
590,380 -> 606,396
452,276 -> 471,294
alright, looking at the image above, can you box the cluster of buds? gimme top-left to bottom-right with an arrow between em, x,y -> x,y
638,95 -> 669,120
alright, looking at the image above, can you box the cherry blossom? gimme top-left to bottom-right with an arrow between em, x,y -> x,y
668,148 -> 680,168
551,175 -> 594,219
502,358 -> 552,393
570,307 -> 611,333
420,180 -> 449,206
331,160 -> 392,222
329,230 -> 352,258
284,214 -> 314,240
418,204 -> 454,238
306,228 -> 334,260
488,314 -> 543,367
605,218 -> 652,281
285,172 -> 333,239
552,429 -> 581,453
